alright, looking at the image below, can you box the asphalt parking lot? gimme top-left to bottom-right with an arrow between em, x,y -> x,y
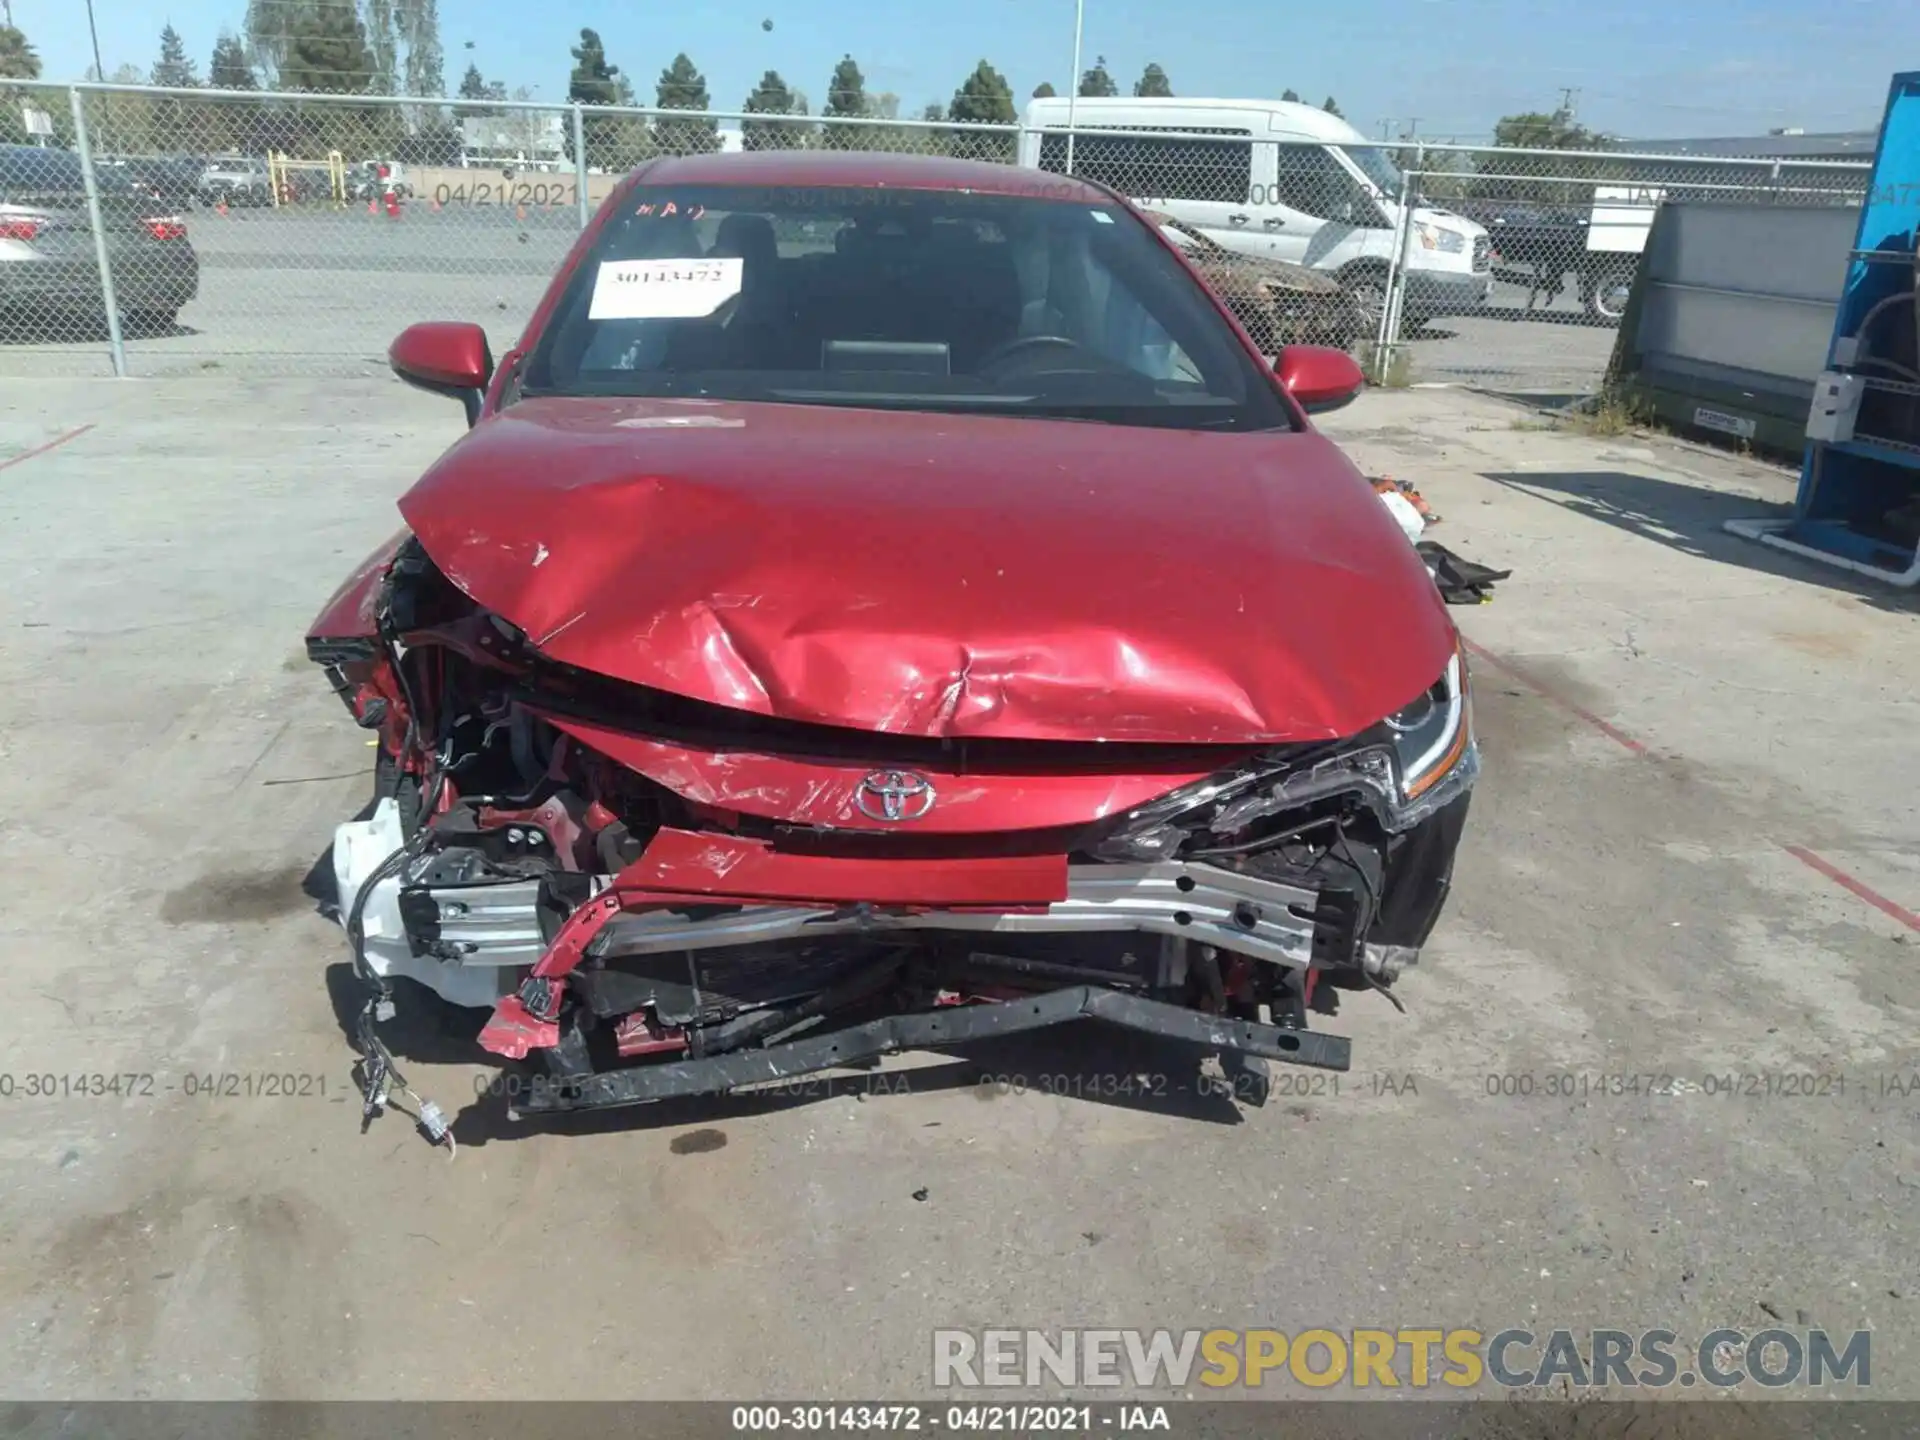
0,203 -> 1617,392
0,375 -> 1915,1414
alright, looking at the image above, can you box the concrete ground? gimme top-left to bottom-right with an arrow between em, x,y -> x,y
0,377 -> 1915,1409
0,204 -> 1618,393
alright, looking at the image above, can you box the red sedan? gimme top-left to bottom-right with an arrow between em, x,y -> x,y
307,151 -> 1476,1126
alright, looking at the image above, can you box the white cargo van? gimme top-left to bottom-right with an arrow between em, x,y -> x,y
1018,96 -> 1494,332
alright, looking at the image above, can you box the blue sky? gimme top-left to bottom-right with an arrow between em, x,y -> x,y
18,0 -> 1913,141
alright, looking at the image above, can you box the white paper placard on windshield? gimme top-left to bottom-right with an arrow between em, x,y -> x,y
588,258 -> 744,320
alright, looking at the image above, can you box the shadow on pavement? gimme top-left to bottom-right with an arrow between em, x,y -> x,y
1482,468 -> 1920,614
0,312 -> 199,345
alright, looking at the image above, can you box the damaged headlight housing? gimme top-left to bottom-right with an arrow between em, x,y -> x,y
1092,646 -> 1476,860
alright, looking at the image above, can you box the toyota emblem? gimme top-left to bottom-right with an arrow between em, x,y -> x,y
854,769 -> 936,822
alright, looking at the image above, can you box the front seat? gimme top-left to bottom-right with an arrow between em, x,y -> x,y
710,212 -> 789,367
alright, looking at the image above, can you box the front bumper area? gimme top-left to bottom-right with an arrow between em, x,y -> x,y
508,986 -> 1349,1116
333,805 -> 1401,1113
590,859 -> 1320,971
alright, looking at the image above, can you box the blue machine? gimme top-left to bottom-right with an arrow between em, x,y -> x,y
1728,71 -> 1920,585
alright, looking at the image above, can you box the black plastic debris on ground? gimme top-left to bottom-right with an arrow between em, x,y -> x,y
1417,541 -> 1511,605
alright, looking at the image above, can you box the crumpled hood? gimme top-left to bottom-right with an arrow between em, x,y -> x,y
396,396 -> 1456,743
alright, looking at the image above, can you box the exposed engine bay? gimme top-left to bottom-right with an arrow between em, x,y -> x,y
311,537 -> 1476,1127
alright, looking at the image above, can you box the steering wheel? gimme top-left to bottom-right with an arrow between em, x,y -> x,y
976,334 -> 1085,371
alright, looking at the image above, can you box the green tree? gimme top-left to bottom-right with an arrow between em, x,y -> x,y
243,0 -> 293,87
0,22 -> 45,147
742,69 -> 810,151
1078,56 -> 1117,97
862,91 -> 919,153
91,62 -> 158,154
1133,62 -> 1172,98
568,27 -> 646,168
821,53 -> 867,148
1031,82 -> 1055,99
568,27 -> 622,106
948,58 -> 1015,161
366,0 -> 397,92
914,100 -> 950,158
401,0 -> 444,98
204,31 -> 260,149
1280,88 -> 1300,103
1492,106 -> 1604,150
210,32 -> 256,89
1322,95 -> 1342,117
278,0 -> 386,155
149,24 -> 205,152
603,72 -> 658,170
282,1 -> 373,94
1483,106 -> 1614,201
654,52 -> 719,155
0,23 -> 40,79
153,24 -> 199,87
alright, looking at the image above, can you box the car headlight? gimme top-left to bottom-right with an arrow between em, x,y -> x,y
1386,648 -> 1472,802
1415,223 -> 1466,254
1090,647 -> 1476,859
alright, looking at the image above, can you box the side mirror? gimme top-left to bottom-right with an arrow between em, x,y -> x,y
1276,345 -> 1366,415
389,321 -> 493,427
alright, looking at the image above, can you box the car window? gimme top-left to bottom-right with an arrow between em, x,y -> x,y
1342,145 -> 1404,202
1036,129 -> 1252,205
523,183 -> 1293,433
1273,145 -> 1371,223
0,147 -> 85,193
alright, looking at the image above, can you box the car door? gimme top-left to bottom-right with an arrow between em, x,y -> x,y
1265,144 -> 1384,269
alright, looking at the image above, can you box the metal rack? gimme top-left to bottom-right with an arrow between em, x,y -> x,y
1726,71 -> 1920,586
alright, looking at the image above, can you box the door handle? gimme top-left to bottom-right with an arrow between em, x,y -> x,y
1228,213 -> 1249,225
1262,217 -> 1286,230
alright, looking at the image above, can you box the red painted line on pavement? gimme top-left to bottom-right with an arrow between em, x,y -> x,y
1465,638 -> 1917,931
1781,845 -> 1920,934
1462,638 -> 1648,755
0,423 -> 95,474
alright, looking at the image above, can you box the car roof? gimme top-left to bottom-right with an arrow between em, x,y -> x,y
634,149 -> 1116,203
1023,95 -> 1369,145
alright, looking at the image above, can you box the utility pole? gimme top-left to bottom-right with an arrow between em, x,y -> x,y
1557,87 -> 1580,118
84,0 -> 106,83
1064,0 -> 1085,173
1378,118 -> 1394,141
1403,117 -> 1421,141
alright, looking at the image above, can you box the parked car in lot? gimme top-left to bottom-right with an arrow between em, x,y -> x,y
1140,208 -> 1359,350
104,155 -> 203,208
308,151 -> 1476,1127
198,156 -> 272,207
1,145 -> 199,333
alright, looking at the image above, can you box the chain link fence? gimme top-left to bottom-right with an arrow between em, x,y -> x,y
1374,142 -> 1870,395
0,82 -> 1872,391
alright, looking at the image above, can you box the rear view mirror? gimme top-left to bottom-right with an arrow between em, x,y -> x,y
389,322 -> 494,427
1275,345 -> 1366,415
